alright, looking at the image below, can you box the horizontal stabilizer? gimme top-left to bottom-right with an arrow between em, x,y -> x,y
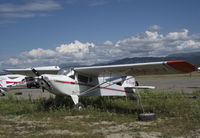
132,86 -> 155,89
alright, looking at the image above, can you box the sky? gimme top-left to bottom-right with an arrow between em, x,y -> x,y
0,0 -> 200,70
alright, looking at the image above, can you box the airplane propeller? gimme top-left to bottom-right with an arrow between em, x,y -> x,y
31,68 -> 41,76
31,68 -> 51,92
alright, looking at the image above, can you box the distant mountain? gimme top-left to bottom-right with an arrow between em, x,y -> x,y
0,72 -> 9,75
167,51 -> 200,66
108,52 -> 200,67
60,51 -> 200,68
167,51 -> 200,58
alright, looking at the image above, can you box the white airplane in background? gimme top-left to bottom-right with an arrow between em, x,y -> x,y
4,61 -> 196,108
1,66 -> 60,96
0,74 -> 26,96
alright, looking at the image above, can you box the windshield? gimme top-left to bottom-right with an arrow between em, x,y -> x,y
57,68 -> 70,75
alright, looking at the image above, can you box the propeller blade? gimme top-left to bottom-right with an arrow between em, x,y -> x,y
31,68 -> 51,91
39,76 -> 51,88
31,68 -> 40,76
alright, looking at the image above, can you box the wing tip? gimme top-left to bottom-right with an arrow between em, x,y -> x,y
167,61 -> 196,73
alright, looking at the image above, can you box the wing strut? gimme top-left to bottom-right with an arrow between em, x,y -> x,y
70,95 -> 79,105
80,81 -> 107,96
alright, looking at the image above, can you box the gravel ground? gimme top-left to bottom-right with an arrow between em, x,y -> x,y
137,76 -> 200,93
8,88 -> 55,99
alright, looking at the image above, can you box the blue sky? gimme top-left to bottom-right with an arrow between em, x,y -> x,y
0,0 -> 200,70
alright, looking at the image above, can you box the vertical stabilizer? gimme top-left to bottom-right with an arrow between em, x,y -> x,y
122,76 -> 137,88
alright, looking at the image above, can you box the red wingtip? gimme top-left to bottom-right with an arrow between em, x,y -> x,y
167,61 -> 196,73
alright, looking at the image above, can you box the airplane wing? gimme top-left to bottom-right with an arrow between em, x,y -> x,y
74,61 -> 196,77
4,66 -> 60,77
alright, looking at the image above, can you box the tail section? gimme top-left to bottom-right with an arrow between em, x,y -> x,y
122,76 -> 155,89
122,76 -> 137,88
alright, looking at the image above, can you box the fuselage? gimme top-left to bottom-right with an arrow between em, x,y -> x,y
40,73 -> 134,97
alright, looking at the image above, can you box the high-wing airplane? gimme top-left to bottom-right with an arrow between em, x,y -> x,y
4,61 -> 196,108
0,74 -> 27,96
1,66 -> 60,96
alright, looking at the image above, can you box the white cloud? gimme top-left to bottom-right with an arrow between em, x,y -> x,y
7,58 -> 21,65
1,28 -> 200,69
0,0 -> 62,19
104,40 -> 113,46
56,40 -> 95,55
0,13 -> 36,18
0,0 -> 61,12
21,48 -> 56,59
115,28 -> 200,57
165,29 -> 188,40
148,25 -> 162,31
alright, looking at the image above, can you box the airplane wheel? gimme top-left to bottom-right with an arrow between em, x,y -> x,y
0,93 -> 5,96
138,113 -> 156,121
75,103 -> 84,110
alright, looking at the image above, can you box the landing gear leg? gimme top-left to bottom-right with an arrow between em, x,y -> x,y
71,95 -> 83,110
0,90 -> 5,96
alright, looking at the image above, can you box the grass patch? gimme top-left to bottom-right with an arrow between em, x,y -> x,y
0,90 -> 200,137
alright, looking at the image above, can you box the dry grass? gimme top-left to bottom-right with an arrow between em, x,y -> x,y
0,89 -> 200,137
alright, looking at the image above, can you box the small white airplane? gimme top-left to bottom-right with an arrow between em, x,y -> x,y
0,66 -> 60,96
0,74 -> 27,96
4,61 -> 196,107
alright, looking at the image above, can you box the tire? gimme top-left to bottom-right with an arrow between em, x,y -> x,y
36,85 -> 40,88
0,92 -> 5,96
75,103 -> 84,110
27,85 -> 31,88
138,113 -> 156,121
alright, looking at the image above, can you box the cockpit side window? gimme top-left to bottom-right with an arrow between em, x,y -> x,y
58,68 -> 75,80
78,74 -> 89,83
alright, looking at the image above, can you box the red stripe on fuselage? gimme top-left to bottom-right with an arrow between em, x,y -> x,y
54,80 -> 132,93
6,81 -> 26,84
